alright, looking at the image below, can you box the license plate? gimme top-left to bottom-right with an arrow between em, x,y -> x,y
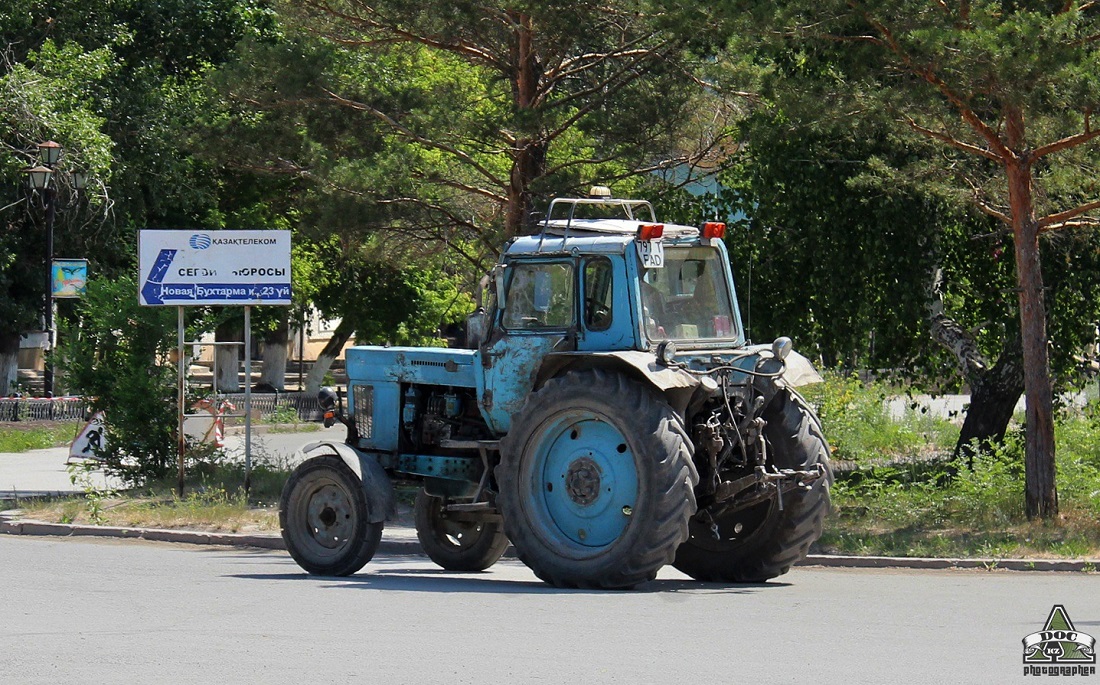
638,239 -> 664,269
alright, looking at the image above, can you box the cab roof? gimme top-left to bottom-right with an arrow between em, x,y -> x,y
507,192 -> 702,255
506,220 -> 701,255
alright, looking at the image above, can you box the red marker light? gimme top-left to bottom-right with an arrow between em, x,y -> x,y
703,222 -> 726,240
637,224 -> 664,241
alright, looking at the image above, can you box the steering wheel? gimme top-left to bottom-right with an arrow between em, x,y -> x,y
585,297 -> 612,327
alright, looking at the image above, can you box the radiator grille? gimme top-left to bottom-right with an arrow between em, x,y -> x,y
353,384 -> 373,439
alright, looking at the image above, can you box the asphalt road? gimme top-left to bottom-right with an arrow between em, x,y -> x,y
2,535 -> 1097,684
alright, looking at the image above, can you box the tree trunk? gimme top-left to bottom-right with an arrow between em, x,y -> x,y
1004,108 -> 1058,519
955,335 -> 1024,462
215,320 -> 241,393
0,331 -> 19,396
929,269 -> 1024,462
305,318 -> 354,396
259,315 -> 290,392
504,11 -> 548,239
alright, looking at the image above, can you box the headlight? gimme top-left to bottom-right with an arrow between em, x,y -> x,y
656,340 -> 678,365
771,336 -> 792,361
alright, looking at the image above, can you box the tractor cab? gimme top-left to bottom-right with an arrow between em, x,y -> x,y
485,188 -> 744,356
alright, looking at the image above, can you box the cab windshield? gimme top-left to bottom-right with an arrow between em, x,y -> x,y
640,246 -> 739,342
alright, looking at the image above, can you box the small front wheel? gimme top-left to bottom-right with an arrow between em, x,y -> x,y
414,489 -> 509,572
280,455 -> 382,576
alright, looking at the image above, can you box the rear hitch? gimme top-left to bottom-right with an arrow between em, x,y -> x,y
703,463 -> 827,529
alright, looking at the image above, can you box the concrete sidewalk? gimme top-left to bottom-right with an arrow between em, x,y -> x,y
0,445 -> 119,498
0,424 -> 341,499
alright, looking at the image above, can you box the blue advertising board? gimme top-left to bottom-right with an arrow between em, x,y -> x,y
138,230 -> 292,306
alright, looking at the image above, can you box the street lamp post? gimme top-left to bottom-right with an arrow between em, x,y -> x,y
23,141 -> 64,397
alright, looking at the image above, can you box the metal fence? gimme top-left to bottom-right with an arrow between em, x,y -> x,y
220,392 -> 325,423
0,393 -> 324,423
0,397 -> 89,422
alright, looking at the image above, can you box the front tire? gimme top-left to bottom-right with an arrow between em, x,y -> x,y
497,369 -> 698,589
673,389 -> 832,583
280,455 -> 383,576
414,489 -> 509,572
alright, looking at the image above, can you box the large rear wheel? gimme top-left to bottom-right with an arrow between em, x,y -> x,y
280,455 -> 383,576
673,389 -> 832,583
497,369 -> 697,589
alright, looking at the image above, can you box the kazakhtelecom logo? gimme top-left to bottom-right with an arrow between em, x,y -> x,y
189,233 -> 212,250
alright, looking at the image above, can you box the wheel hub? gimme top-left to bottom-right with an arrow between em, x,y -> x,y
306,483 -> 353,549
534,416 -> 639,548
565,456 -> 602,506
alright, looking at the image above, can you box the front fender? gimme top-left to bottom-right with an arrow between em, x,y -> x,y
781,350 -> 824,387
294,441 -> 396,524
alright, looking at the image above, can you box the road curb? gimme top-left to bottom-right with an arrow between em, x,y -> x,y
1,516 -> 1096,572
0,516 -> 417,555
801,553 -> 1095,573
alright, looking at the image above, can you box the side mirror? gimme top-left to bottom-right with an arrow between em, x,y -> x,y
493,265 -> 507,310
466,308 -> 489,349
318,386 -> 340,428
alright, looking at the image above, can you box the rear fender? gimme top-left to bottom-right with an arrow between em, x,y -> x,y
294,441 -> 395,523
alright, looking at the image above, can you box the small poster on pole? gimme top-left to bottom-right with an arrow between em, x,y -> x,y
52,259 -> 88,298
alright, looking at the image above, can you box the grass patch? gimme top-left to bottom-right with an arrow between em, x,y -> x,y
9,376 -> 1099,560
818,406 -> 1100,559
257,406 -> 321,434
0,422 -> 77,452
800,372 -> 958,464
20,491 -> 280,533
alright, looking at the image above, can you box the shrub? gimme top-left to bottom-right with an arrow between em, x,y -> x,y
800,371 -> 957,462
57,275 -> 179,484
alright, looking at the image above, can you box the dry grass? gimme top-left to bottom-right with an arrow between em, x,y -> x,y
17,493 -> 279,533
818,507 -> 1100,560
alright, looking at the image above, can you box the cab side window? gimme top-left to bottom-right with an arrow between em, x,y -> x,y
503,262 -> 575,329
584,258 -> 613,331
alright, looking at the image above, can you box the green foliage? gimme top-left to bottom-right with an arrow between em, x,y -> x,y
712,0 -> 1100,517
800,372 -> 958,463
0,39 -> 116,346
310,236 -> 475,346
218,0 -> 708,248
66,459 -> 116,524
821,413 -> 1100,557
143,457 -> 291,507
2,1 -> 284,396
56,275 -> 179,484
1054,402 -> 1100,517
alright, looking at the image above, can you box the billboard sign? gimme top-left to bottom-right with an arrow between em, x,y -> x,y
138,230 -> 292,306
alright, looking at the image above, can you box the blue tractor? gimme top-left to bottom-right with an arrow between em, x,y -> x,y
279,191 -> 832,589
